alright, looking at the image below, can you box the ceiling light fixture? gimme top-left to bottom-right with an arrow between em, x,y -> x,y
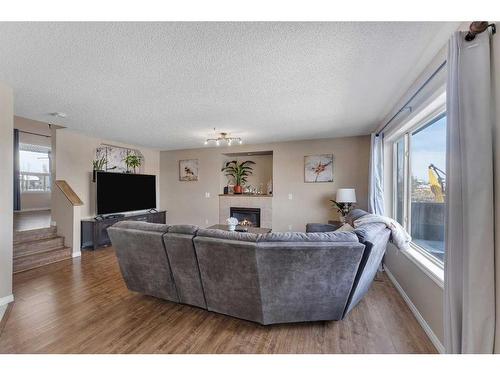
205,131 -> 242,146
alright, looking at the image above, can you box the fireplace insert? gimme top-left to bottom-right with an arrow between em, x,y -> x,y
230,207 -> 261,227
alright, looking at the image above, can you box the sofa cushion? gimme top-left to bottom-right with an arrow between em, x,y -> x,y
111,220 -> 169,233
196,228 -> 261,242
258,231 -> 358,243
335,223 -> 355,232
346,208 -> 369,226
167,224 -> 199,235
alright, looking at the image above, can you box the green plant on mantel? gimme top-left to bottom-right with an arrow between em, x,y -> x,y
221,160 -> 255,194
123,154 -> 142,174
92,156 -> 107,171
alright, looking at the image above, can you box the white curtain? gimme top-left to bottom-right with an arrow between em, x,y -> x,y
445,31 -> 496,354
368,133 -> 384,215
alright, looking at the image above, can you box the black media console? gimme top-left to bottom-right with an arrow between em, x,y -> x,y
81,210 -> 166,250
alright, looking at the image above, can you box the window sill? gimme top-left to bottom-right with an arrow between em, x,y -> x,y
401,244 -> 444,289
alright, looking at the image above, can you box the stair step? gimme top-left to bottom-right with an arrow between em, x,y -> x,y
13,247 -> 72,274
14,226 -> 57,244
14,236 -> 65,258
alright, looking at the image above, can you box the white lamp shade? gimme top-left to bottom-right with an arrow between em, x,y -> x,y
336,188 -> 357,203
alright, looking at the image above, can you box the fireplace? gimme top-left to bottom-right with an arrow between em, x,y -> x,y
230,207 -> 261,227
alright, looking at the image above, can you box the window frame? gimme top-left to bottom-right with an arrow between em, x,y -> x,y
392,108 -> 446,269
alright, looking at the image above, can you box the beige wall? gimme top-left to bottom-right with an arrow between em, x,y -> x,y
383,244 -> 444,345
20,192 -> 51,211
14,116 -> 51,137
160,136 -> 370,231
54,128 -> 161,219
492,23 -> 500,354
0,81 -> 14,308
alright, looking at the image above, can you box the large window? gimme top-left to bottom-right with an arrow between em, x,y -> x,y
19,143 -> 51,192
393,114 -> 446,264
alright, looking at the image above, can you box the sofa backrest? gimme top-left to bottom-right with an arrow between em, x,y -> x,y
345,208 -> 370,226
256,240 -> 366,324
342,210 -> 392,317
194,228 -> 365,324
162,225 -> 206,309
194,229 -> 263,322
258,230 -> 358,243
107,221 -> 179,302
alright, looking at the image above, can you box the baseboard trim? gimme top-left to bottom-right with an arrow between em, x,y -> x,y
0,294 -> 14,307
0,302 -> 13,336
385,267 -> 445,354
72,251 -> 81,258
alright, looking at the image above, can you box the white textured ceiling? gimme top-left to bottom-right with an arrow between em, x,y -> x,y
0,22 -> 459,150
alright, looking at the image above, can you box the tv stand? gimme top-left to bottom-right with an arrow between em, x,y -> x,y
81,210 -> 166,250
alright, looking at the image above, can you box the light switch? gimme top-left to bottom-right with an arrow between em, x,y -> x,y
288,193 -> 293,200
205,192 -> 210,198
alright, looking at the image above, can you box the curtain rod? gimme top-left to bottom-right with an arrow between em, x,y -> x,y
465,21 -> 496,41
376,60 -> 446,137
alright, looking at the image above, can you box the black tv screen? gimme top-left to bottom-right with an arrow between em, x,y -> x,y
96,172 -> 156,215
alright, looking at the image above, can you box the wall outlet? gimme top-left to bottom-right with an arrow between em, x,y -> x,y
288,225 -> 292,231
288,193 -> 293,200
205,192 -> 210,198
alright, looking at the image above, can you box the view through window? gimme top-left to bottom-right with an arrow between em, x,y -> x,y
393,114 -> 446,263
19,143 -> 51,192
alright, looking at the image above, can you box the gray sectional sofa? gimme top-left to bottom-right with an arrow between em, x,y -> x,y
107,209 -> 390,325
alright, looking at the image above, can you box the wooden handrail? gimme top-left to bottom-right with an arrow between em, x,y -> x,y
55,180 -> 83,206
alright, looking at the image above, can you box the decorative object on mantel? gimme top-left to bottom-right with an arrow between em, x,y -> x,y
330,188 -> 357,222
204,128 -> 243,146
226,217 -> 239,231
267,179 -> 273,195
304,154 -> 334,183
95,144 -> 143,174
123,154 -> 142,174
221,160 -> 255,194
179,159 -> 199,181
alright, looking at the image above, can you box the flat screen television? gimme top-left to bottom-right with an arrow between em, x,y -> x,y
96,171 -> 156,215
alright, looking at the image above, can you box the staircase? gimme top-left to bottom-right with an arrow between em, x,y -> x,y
13,226 -> 72,273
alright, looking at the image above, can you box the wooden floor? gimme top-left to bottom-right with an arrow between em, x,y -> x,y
0,247 -> 437,354
14,210 -> 51,232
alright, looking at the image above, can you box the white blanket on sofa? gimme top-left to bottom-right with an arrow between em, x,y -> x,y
353,214 -> 412,251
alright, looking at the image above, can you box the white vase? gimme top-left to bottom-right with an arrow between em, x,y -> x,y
228,224 -> 236,231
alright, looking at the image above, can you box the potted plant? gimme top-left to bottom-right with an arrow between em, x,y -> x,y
123,154 -> 142,174
221,160 -> 255,194
92,156 -> 107,182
